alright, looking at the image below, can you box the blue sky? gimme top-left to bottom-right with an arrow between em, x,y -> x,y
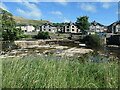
0,2 -> 118,25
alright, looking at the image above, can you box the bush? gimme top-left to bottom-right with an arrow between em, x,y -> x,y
34,31 -> 50,39
17,35 -> 32,39
82,35 -> 103,48
2,29 -> 18,41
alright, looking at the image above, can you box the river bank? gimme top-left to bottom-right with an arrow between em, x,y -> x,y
0,40 -> 119,60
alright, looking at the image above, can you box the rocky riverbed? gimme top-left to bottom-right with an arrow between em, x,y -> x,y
0,44 -> 93,58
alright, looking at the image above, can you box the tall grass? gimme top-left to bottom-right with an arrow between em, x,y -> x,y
2,55 -> 118,88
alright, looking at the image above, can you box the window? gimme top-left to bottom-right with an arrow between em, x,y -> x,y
49,25 -> 51,28
72,29 -> 74,31
49,29 -> 51,31
67,29 -> 69,31
72,26 -> 74,28
67,26 -> 69,28
77,29 -> 79,32
118,28 -> 120,31
44,29 -> 46,31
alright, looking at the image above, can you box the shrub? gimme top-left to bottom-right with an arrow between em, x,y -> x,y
17,35 -> 32,39
82,35 -> 103,48
34,31 -> 50,39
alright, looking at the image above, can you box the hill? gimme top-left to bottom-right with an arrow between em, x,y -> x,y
13,16 -> 52,25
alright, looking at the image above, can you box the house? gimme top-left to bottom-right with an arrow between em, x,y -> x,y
39,23 -> 57,33
16,24 -> 35,32
87,30 -> 96,35
89,21 -> 106,34
62,22 -> 81,33
56,25 -> 64,33
107,21 -> 120,34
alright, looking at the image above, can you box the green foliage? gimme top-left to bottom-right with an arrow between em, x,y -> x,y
2,55 -> 118,88
75,16 -> 90,31
2,28 -> 22,41
0,8 -> 22,41
34,31 -> 50,39
53,23 -> 65,26
82,35 -> 103,48
17,35 -> 32,39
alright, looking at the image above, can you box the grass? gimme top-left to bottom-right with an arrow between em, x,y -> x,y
13,16 -> 51,25
1,55 -> 119,88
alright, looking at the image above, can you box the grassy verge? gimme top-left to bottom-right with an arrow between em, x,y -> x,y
2,55 -> 118,88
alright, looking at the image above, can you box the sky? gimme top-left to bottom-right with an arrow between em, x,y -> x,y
0,1 -> 119,26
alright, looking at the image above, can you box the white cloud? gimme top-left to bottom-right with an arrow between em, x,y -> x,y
0,2 -> 9,11
80,3 -> 97,13
53,0 -> 68,6
116,11 -> 120,14
96,0 -> 117,2
58,2 -> 67,6
64,18 -> 70,23
16,2 -> 42,20
51,11 -> 62,15
102,3 -> 111,9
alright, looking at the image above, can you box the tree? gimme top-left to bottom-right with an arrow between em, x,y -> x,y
33,24 -> 39,31
82,35 -> 103,48
0,8 -> 22,41
75,16 -> 90,32
34,31 -> 50,39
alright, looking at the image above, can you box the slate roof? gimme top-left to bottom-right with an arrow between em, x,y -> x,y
91,21 -> 105,26
109,21 -> 120,26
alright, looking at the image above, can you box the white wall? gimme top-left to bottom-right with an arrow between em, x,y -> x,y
16,25 -> 35,32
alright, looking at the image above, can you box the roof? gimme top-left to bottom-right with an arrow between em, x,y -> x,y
64,22 -> 76,26
91,21 -> 105,26
108,21 -> 120,27
87,30 -> 95,32
41,23 -> 54,26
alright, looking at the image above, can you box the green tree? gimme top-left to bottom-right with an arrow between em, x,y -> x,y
75,16 -> 90,31
82,35 -> 103,48
0,8 -> 22,41
34,31 -> 50,39
33,24 -> 39,31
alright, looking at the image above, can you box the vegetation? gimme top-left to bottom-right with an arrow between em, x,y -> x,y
34,31 -> 50,39
0,8 -> 22,41
13,16 -> 51,26
53,23 -> 66,26
17,35 -> 33,39
82,35 -> 103,48
75,16 -> 90,32
2,55 -> 118,88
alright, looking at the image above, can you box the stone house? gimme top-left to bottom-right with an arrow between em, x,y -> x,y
107,21 -> 120,34
16,24 -> 35,32
62,22 -> 81,33
39,23 -> 57,33
89,21 -> 106,33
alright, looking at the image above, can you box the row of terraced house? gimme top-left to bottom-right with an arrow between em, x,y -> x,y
16,21 -> 120,35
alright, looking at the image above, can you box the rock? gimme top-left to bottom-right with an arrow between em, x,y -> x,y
63,47 -> 93,56
55,46 -> 68,49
